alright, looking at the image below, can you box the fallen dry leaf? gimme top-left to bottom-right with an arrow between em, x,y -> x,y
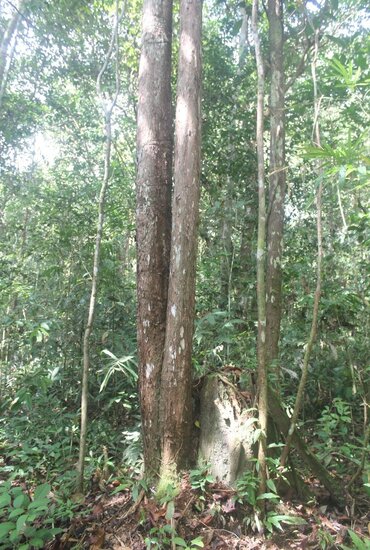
90,526 -> 105,549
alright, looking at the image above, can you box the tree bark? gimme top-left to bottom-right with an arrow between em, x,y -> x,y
252,0 -> 268,505
266,0 -> 286,379
160,0 -> 202,476
136,0 -> 173,477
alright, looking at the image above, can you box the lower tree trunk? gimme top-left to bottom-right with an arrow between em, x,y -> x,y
136,0 -> 173,478
160,0 -> 202,479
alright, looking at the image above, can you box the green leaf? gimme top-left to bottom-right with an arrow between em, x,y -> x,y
191,537 -> 204,548
29,538 -> 44,548
9,508 -> 26,519
266,479 -> 277,493
257,492 -> 280,500
253,428 -> 262,443
165,500 -> 175,520
16,514 -> 28,534
28,500 -> 48,511
348,530 -> 369,550
111,483 -> 131,495
0,493 -> 11,509
33,483 -> 51,500
244,417 -> 258,428
0,483 -> 11,494
173,537 -> 187,547
13,494 -> 27,509
0,521 -> 16,539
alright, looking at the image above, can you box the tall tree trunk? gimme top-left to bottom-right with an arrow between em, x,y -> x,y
265,0 -> 286,379
160,0 -> 202,478
0,0 -> 27,108
136,0 -> 173,477
76,1 -> 123,492
252,0 -> 268,507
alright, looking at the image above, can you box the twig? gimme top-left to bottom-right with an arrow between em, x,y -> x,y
113,489 -> 146,526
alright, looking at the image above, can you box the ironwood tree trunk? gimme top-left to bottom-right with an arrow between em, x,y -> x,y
266,0 -> 286,378
136,0 -> 173,477
252,0 -> 268,504
160,0 -> 202,477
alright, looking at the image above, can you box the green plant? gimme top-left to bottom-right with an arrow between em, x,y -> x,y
132,478 -> 149,502
0,482 -> 63,549
316,527 -> 335,550
340,530 -> 370,550
144,525 -> 204,550
317,398 -> 352,442
189,463 -> 214,495
144,524 -> 174,549
172,536 -> 204,549
99,349 -> 138,391
263,512 -> 307,534
235,469 -> 305,534
235,470 -> 259,507
313,398 -> 355,470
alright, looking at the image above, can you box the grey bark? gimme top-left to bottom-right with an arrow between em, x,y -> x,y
199,376 -> 255,485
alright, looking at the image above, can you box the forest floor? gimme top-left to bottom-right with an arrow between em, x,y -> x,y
49,473 -> 370,550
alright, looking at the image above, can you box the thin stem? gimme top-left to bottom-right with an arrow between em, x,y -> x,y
76,0 -> 124,493
280,28 -> 323,469
252,0 -> 268,510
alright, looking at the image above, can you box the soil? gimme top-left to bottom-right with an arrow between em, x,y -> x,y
49,473 -> 370,550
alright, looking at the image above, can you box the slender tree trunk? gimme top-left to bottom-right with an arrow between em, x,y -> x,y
252,0 -> 268,506
160,0 -> 202,478
266,0 -> 286,379
280,28 -> 323,469
0,0 -> 26,108
136,0 -> 173,478
76,1 -> 123,492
